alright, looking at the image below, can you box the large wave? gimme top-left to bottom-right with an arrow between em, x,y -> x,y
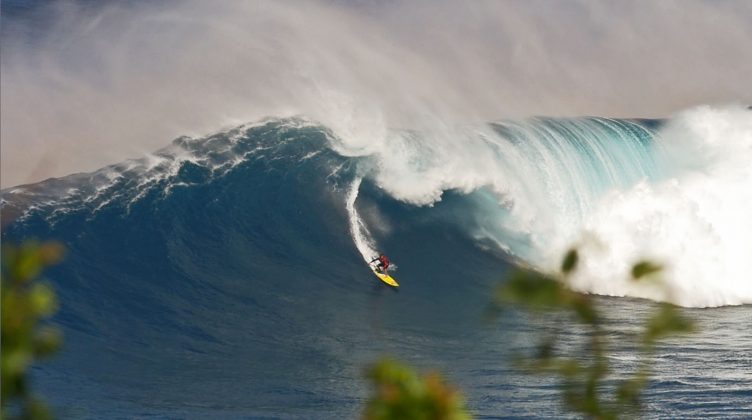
4,105 -> 751,309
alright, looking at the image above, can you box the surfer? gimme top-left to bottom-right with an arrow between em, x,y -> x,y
370,254 -> 390,274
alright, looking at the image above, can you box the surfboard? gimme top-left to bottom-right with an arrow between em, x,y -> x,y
371,267 -> 399,287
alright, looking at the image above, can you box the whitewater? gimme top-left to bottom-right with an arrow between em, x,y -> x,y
569,106 -> 752,306
339,105 -> 752,307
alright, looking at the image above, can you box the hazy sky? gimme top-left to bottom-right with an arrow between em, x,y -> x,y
2,0 -> 751,187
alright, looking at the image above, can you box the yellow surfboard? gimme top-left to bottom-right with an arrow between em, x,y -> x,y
371,268 -> 399,287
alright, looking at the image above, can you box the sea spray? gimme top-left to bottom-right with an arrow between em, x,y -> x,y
346,177 -> 378,262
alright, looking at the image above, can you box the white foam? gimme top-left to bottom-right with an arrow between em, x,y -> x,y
335,104 -> 751,307
565,106 -> 752,307
345,177 -> 378,263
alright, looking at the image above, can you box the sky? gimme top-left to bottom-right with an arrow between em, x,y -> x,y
1,0 -> 751,188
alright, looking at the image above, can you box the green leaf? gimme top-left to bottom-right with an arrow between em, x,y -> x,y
29,283 -> 58,318
570,295 -> 598,325
1,241 -> 64,418
561,249 -> 579,274
631,261 -> 662,280
364,358 -> 471,420
496,271 -> 565,310
616,374 -> 647,405
33,327 -> 62,357
643,304 -> 694,345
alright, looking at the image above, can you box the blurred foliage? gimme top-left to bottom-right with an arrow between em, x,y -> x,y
364,249 -> 695,419
2,241 -> 64,420
1,241 -> 693,420
494,249 -> 694,419
363,359 -> 471,420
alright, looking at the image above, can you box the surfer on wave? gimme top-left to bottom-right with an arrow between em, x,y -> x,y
370,254 -> 390,273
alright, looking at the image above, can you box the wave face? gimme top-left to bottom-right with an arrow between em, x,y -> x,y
2,118 -> 517,417
2,106 -> 751,417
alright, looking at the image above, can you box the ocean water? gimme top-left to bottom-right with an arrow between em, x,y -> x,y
2,106 -> 751,418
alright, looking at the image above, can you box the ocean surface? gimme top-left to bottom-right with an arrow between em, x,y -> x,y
2,107 -> 752,418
